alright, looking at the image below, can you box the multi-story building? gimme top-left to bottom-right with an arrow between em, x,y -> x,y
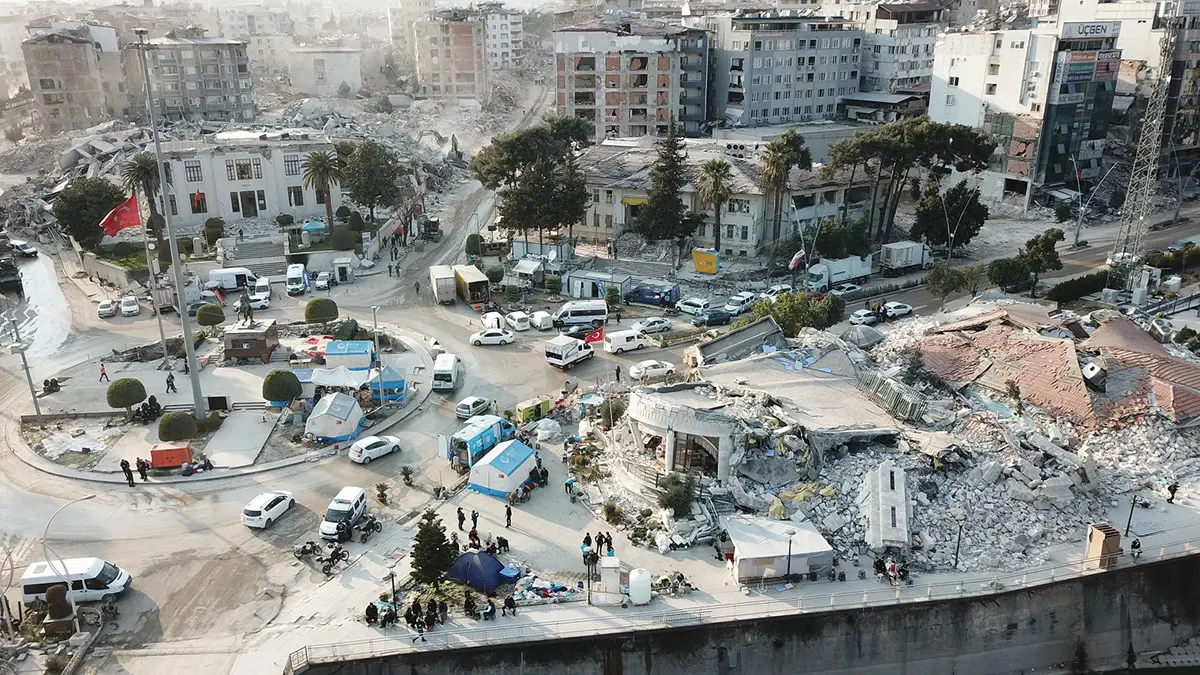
701,10 -> 864,127
147,27 -> 256,123
290,47 -> 363,97
387,0 -> 436,70
157,130 -> 342,229
0,14 -> 31,96
244,34 -> 294,76
930,21 -> 1120,206
414,9 -> 489,100
479,3 -> 524,71
554,20 -> 708,141
575,136 -> 879,255
219,6 -> 294,38
825,2 -> 944,94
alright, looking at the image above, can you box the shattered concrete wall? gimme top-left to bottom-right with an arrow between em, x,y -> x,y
626,386 -> 738,481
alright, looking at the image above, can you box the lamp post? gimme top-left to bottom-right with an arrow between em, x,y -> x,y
371,306 -> 383,406
143,240 -> 169,362
131,30 -> 205,419
1126,494 -> 1140,536
42,494 -> 96,634
784,528 -> 796,579
9,320 -> 42,426
388,571 -> 397,604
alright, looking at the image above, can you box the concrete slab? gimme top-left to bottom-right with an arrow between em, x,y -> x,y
205,410 -> 274,467
42,360 -> 275,416
96,422 -> 161,472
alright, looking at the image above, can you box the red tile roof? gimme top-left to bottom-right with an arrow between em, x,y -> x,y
1082,316 -> 1168,356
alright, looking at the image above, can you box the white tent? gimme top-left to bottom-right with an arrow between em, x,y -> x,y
720,514 -> 834,582
468,439 -> 537,498
309,366 -> 372,388
304,392 -> 364,443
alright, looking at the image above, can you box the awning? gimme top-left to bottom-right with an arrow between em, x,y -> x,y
513,259 -> 543,275
620,196 -> 648,206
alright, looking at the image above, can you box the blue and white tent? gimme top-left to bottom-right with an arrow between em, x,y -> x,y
468,439 -> 537,498
369,365 -> 407,403
325,340 -> 374,370
304,392 -> 364,442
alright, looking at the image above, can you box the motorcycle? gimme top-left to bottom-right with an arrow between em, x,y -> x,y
357,514 -> 383,543
293,540 -> 320,559
315,542 -> 350,575
662,306 -> 680,317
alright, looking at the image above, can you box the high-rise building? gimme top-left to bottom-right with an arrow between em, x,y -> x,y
414,9 -> 488,100
387,0 -> 436,70
219,6 -> 295,38
822,2 -> 944,94
479,3 -> 524,71
554,20 -> 708,141
147,27 -> 255,123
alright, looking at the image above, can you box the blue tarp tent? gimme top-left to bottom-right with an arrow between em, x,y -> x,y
304,392 -> 364,442
369,364 -> 407,403
325,340 -> 374,370
448,551 -> 505,592
468,439 -> 536,498
302,220 -> 325,232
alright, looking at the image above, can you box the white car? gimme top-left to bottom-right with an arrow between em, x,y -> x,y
120,295 -> 141,317
348,435 -> 401,464
675,297 -> 710,315
830,283 -> 862,297
723,291 -> 757,315
313,271 -> 336,291
759,284 -> 794,303
1107,251 -> 1140,267
241,490 -> 295,529
97,300 -> 117,319
233,293 -> 270,313
9,240 -> 37,257
470,328 -> 514,346
630,359 -> 676,380
456,396 -> 491,419
884,301 -> 914,318
849,309 -> 879,325
505,311 -> 531,331
631,317 -> 671,334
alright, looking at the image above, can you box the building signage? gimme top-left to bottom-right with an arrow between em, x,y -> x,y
1066,71 -> 1094,83
1069,62 -> 1096,73
1097,49 -> 1122,60
0,96 -> 31,113
1050,91 -> 1086,105
1069,50 -> 1097,62
1061,21 -> 1121,39
1078,139 -> 1105,160
1094,60 -> 1118,81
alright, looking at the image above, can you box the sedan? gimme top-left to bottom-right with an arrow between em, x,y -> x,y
830,283 -> 862,297
630,359 -> 676,381
470,328 -> 514,346
120,295 -> 141,317
314,271 -> 337,291
97,300 -> 117,319
348,435 -> 401,464
9,240 -> 37,257
675,297 -> 710,315
559,325 -> 592,339
631,317 -> 672,334
759,284 -> 793,302
884,301 -> 914,318
723,291 -> 757,315
241,490 -> 295,529
692,310 -> 732,327
849,309 -> 879,325
233,293 -> 270,313
456,396 -> 491,419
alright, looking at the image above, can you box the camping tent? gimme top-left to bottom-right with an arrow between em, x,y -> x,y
369,364 -> 407,403
325,340 -> 374,370
468,439 -> 536,498
310,366 -> 373,388
720,514 -> 834,582
448,550 -> 505,592
304,392 -> 364,442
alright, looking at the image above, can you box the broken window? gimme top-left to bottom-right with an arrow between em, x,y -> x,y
235,159 -> 253,180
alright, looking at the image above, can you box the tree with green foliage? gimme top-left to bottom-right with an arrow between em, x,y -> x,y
658,473 -> 697,517
1018,228 -> 1066,298
158,411 -> 197,442
738,291 -> 843,336
409,509 -> 457,587
759,130 -> 813,246
262,369 -> 302,403
53,177 -> 126,250
343,141 -> 402,221
121,153 -> 166,255
912,179 -> 989,259
925,263 -> 979,310
330,226 -> 355,251
987,257 -> 1031,292
305,297 -> 339,324
203,217 -> 225,246
813,219 -> 849,259
347,211 -> 365,231
636,118 -> 700,262
465,233 -> 483,256
106,378 -> 146,419
820,135 -> 870,227
485,265 -> 504,283
195,303 -> 225,327
303,151 -> 344,235
697,158 -> 733,255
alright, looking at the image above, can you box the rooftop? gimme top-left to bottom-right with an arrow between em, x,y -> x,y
555,19 -> 696,37
158,128 -> 333,153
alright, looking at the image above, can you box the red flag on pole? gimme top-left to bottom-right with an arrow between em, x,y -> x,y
98,193 -> 141,237
583,326 -> 604,344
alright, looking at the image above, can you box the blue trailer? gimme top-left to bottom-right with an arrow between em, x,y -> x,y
449,414 -> 516,471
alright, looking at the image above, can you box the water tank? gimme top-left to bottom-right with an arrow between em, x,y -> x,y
628,568 -> 652,605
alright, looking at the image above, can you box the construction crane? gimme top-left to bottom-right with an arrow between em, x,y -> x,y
1108,1 -> 1181,293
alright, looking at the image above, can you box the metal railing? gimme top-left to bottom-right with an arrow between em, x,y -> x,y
1144,290 -> 1200,316
282,536 -> 1200,674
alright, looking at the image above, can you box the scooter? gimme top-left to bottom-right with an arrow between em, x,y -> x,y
357,514 -> 383,543
293,540 -> 320,559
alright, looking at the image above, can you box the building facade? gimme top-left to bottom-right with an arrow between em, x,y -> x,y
290,47 -> 363,96
387,0 -> 436,70
414,9 -> 488,100
219,6 -> 294,38
554,20 -> 708,142
480,3 -> 524,71
158,131 -> 343,229
148,27 -> 256,123
244,34 -> 294,76
833,2 -> 944,94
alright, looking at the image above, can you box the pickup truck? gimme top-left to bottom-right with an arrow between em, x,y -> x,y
545,335 -> 594,369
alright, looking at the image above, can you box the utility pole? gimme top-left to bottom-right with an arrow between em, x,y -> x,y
142,235 -> 169,362
10,320 -> 42,426
131,30 -> 206,419
371,306 -> 383,406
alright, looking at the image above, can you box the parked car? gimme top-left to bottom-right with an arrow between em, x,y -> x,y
675,297 -> 711,315
723,291 -> 757,315
120,295 -> 141,317
692,310 -> 732,327
630,359 -> 676,380
759,284 -> 793,303
9,240 -> 37,257
233,293 -> 270,313
314,271 -> 337,291
184,301 -> 207,316
97,300 -> 117,319
470,328 -> 514,346
505,311 -> 531,331
830,283 -> 862,297
884,301 -> 914,318
630,317 -> 671,334
455,396 -> 491,419
559,325 -> 593,340
348,435 -> 401,464
849,309 -> 879,325
241,490 -> 295,529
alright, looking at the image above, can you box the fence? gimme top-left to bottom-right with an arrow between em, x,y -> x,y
282,536 -> 1200,675
1144,291 -> 1200,317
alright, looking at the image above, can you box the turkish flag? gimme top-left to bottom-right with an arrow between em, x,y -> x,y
584,326 -> 604,344
98,193 -> 141,237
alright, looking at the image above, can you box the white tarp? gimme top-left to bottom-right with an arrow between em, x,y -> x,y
720,514 -> 833,581
304,392 -> 364,442
310,366 -> 372,388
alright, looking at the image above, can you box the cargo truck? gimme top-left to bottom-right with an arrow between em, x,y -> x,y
880,241 -> 935,276
545,335 -> 595,369
449,414 -> 516,470
428,265 -> 456,304
453,264 -> 490,304
806,255 -> 872,292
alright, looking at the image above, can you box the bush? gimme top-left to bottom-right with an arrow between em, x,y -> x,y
596,398 -> 626,424
1045,270 -> 1108,302
203,217 -> 225,246
657,472 -> 697,517
195,303 -> 224,327
482,265 -> 503,284
175,236 -> 195,256
465,233 -> 484,256
158,410 -> 197,442
602,501 -> 624,525
196,411 -> 223,434
106,377 -> 146,415
335,205 -> 352,221
348,211 -> 365,232
1175,326 -> 1198,344
305,297 -> 339,323
262,369 -> 302,402
545,275 -> 562,294
605,286 -> 620,307
987,257 -> 1031,291
1054,205 -> 1073,223
276,213 -> 295,227
504,284 -> 521,302
330,226 -> 355,251
45,652 -> 70,675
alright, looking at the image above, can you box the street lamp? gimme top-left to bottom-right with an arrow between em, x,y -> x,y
1126,494 -> 1140,536
784,528 -> 796,579
144,241 -> 170,363
42,494 -> 96,634
8,321 -> 42,426
370,306 -> 383,406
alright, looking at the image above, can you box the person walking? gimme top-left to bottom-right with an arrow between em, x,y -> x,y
614,364 -> 621,383
1168,480 -> 1180,504
99,363 -> 109,382
136,458 -> 149,482
388,264 -> 393,277
470,509 -> 479,530
411,616 -> 427,643
119,459 -> 135,487
414,281 -> 420,295
166,372 -> 177,393
457,507 -> 466,531
1131,538 -> 1142,559
535,451 -> 542,470
505,504 -> 512,528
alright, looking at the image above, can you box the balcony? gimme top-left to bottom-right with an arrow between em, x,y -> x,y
679,111 -> 703,122
681,39 -> 705,53
682,59 -> 703,72
574,92 -> 596,105
680,93 -> 702,104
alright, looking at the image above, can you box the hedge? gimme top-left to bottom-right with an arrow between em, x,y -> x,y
1045,270 -> 1108,302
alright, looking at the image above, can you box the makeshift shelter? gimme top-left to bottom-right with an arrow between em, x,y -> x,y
468,439 -> 537,498
719,514 -> 834,582
304,392 -> 364,442
369,364 -> 407,402
310,366 -> 372,388
512,258 -> 545,286
840,324 -> 885,349
290,368 -> 316,401
325,340 -> 374,370
301,220 -> 326,244
448,550 -> 505,592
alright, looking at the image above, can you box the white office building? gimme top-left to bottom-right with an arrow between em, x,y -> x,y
290,47 -> 363,97
481,4 -> 524,71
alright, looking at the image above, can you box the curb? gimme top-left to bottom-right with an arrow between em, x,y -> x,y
5,330 -> 438,485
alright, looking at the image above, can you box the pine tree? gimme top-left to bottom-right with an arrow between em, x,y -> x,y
636,117 -> 691,242
410,509 -> 457,587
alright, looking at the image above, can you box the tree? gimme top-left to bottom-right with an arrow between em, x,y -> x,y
343,141 -> 402,220
195,303 -> 225,327
337,81 -> 352,98
697,158 -> 733,255
465,233 -> 483,256
485,265 -> 504,283
740,290 -> 841,336
121,153 -> 166,255
330,226 -> 355,250
1019,228 -> 1066,298
106,378 -> 146,418
987,257 -> 1031,292
303,151 -> 345,235
925,262 -> 978,310
262,369 -> 302,403
409,509 -> 457,587
1054,205 -> 1072,223
759,130 -> 813,250
158,410 -> 197,442
911,179 -> 989,258
813,219 -> 849,259
305,297 -> 339,324
636,117 -> 697,256
53,177 -> 125,250
203,217 -> 225,246
347,211 -> 365,231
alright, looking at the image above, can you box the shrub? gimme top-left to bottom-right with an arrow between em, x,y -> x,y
1175,326 -> 1198,344
45,652 -> 70,675
504,284 -> 521,302
195,303 -> 225,327
330,227 -> 355,251
596,398 -> 626,424
175,236 -> 195,256
196,411 -> 223,434
485,265 -> 504,283
262,369 -> 302,402
657,472 -> 697,517
1045,270 -> 1108,302
305,297 -> 339,323
545,275 -> 562,294
602,501 -> 624,525
605,285 -> 620,307
276,213 -> 295,227
106,377 -> 146,416
158,410 -> 197,442
203,217 -> 225,246
465,233 -> 483,256
1054,205 -> 1072,223
335,205 -> 352,221
348,211 -> 365,232
987,257 -> 1031,291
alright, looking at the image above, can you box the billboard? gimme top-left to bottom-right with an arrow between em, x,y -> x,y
1050,91 -> 1086,105
1069,51 -> 1098,62
1061,22 -> 1120,39
1067,71 -> 1095,83
1097,49 -> 1122,60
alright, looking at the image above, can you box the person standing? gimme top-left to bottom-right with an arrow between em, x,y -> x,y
457,507 -> 466,531
166,372 -> 177,393
99,363 -> 109,382
388,264 -> 393,277
119,459 -> 135,487
614,364 -> 621,383
411,615 -> 426,643
1168,480 -> 1180,504
470,509 -> 479,530
136,458 -> 149,482
1131,538 -> 1142,559
505,504 -> 512,528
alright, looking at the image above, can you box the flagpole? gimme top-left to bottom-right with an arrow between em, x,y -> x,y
139,204 -> 171,366
133,29 -> 206,420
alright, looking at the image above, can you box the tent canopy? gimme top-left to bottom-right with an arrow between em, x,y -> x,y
840,324 -> 885,349
373,364 -> 406,387
310,366 -> 372,388
304,392 -> 364,442
468,439 -> 537,498
302,220 -> 325,232
448,550 -> 505,592
513,259 -> 543,275
325,340 -> 374,370
721,514 -> 832,560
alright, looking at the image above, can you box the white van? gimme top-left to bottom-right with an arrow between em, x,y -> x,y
604,329 -> 654,354
286,264 -> 307,295
432,353 -> 464,391
207,267 -> 258,292
254,276 -> 272,298
552,300 -> 608,327
319,486 -> 367,540
21,557 -> 132,604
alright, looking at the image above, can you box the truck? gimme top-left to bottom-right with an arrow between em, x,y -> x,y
806,255 -> 872,292
545,334 -> 595,369
880,241 -> 935,277
429,265 -> 456,303
449,414 -> 516,470
418,216 -> 443,242
453,264 -> 490,304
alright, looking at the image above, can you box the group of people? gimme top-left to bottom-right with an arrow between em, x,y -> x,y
864,300 -> 891,324
583,531 -> 616,557
118,458 -> 150,486
463,592 -> 518,621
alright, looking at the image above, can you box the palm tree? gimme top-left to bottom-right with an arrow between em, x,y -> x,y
303,151 -> 345,234
697,158 -> 733,256
121,152 -> 165,251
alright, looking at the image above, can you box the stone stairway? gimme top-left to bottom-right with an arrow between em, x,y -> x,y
226,238 -> 289,278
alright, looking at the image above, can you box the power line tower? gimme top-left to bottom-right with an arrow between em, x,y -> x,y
1108,3 -> 1181,292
